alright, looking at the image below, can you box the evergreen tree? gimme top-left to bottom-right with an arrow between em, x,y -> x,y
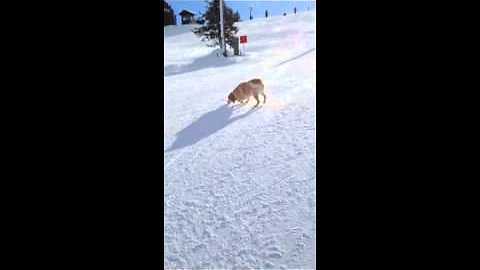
193,0 -> 239,53
234,11 -> 241,22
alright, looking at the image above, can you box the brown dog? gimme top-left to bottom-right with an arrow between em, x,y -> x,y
227,79 -> 267,107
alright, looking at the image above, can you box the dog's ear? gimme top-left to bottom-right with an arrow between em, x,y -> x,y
227,93 -> 234,104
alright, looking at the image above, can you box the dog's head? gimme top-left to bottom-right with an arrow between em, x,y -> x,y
227,93 -> 236,104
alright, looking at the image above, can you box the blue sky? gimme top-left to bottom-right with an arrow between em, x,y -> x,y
167,1 -> 316,23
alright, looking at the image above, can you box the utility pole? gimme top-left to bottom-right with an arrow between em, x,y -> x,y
219,0 -> 226,56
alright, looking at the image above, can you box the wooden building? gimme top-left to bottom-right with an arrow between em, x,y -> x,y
162,0 -> 176,26
179,10 -> 195,25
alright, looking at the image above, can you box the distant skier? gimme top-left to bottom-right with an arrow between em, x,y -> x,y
265,9 -> 268,18
294,7 -> 297,14
283,12 -> 287,16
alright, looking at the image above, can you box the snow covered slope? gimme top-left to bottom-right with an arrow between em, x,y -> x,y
164,11 -> 316,269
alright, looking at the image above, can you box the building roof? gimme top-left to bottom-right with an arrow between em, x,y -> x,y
179,10 -> 195,16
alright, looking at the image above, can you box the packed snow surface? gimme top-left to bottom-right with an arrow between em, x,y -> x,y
164,11 -> 316,269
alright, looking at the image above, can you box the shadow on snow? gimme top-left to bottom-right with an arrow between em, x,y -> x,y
165,104 -> 259,152
164,26 -> 196,38
164,50 -> 240,77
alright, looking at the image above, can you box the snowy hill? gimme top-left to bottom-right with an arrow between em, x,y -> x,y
164,11 -> 316,269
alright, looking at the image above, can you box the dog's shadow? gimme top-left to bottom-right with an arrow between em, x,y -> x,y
165,104 -> 259,152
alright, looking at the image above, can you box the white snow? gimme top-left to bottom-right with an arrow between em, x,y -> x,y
164,11 -> 316,269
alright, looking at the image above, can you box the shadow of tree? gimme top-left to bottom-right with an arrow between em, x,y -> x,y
164,50 -> 240,77
164,26 -> 197,38
165,105 -> 259,152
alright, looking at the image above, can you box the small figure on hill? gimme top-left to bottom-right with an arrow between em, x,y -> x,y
265,9 -> 268,18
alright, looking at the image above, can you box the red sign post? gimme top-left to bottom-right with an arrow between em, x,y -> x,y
239,35 -> 247,55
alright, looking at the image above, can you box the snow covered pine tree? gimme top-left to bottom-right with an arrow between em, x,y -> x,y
193,0 -> 239,56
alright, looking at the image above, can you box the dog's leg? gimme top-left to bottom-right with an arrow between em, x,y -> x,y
262,93 -> 267,104
254,94 -> 260,107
